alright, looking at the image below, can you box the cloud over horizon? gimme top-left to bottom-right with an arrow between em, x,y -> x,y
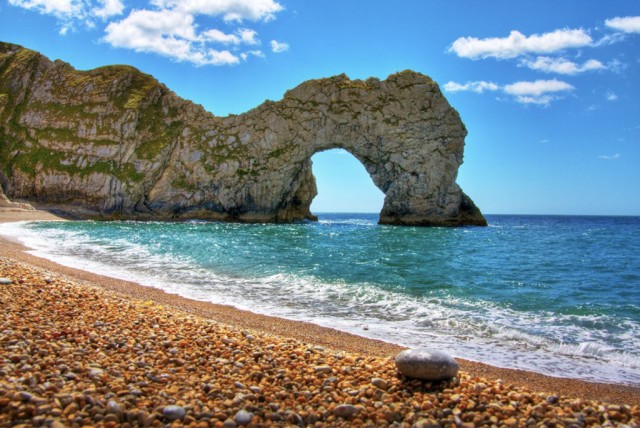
446,17 -> 640,106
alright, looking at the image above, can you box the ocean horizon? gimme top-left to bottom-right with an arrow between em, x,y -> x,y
1,213 -> 639,387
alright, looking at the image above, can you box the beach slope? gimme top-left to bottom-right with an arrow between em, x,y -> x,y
0,210 -> 639,426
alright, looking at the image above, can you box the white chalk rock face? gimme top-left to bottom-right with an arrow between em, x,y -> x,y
395,348 -> 459,381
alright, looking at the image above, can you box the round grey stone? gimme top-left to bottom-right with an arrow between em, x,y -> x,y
163,405 -> 185,421
222,420 -> 237,428
234,409 -> 253,425
395,348 -> 459,381
0,278 -> 12,285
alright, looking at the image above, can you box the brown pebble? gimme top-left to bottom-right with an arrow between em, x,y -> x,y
0,256 -> 638,428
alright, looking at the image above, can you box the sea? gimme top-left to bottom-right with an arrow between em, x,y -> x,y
1,214 -> 639,386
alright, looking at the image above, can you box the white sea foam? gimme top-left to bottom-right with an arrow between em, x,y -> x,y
2,220 -> 640,386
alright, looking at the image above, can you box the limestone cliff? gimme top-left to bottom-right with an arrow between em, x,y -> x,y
0,42 -> 486,226
0,182 -> 34,210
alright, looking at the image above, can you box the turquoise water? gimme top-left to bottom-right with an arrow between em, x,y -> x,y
2,214 -> 639,386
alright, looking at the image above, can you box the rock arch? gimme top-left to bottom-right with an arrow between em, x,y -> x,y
201,71 -> 487,226
0,42 -> 486,226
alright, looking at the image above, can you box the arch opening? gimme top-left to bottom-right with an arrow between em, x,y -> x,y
309,149 -> 385,216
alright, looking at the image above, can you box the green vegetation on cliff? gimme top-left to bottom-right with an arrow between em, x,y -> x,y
0,41 -> 485,226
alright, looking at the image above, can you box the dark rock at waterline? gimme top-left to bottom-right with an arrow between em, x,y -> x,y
395,348 -> 459,381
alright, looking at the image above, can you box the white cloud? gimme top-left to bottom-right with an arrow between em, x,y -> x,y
238,28 -> 259,45
594,32 -> 627,47
240,50 -> 265,61
504,79 -> 574,96
92,0 -> 124,19
9,0 -> 286,66
598,153 -> 621,160
207,49 -> 240,65
153,0 -> 283,22
104,9 -> 241,65
605,16 -> 640,34
103,1 -> 286,66
606,91 -> 618,101
9,0 -> 84,32
443,81 -> 499,93
248,49 -> 265,58
201,28 -> 258,45
444,79 -> 574,106
504,79 -> 574,106
8,0 -> 124,32
449,28 -> 592,60
8,0 -> 80,16
270,40 -> 289,53
202,29 -> 241,44
520,56 -> 605,75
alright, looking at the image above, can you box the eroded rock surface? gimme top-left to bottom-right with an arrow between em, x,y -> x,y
0,42 -> 486,226
0,178 -> 34,210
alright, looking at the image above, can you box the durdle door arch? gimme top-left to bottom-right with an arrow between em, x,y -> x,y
220,71 -> 487,226
0,43 -> 486,226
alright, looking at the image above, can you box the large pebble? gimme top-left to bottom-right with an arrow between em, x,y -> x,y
234,409 -> 253,425
163,405 -> 186,421
334,404 -> 358,418
395,348 -> 458,381
0,277 -> 12,285
88,368 -> 104,378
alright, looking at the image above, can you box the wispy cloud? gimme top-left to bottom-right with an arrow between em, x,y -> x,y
201,28 -> 258,45
240,50 -> 265,61
503,79 -> 570,95
606,91 -> 618,101
151,0 -> 283,22
443,81 -> 499,93
270,40 -> 289,53
598,153 -> 621,160
605,16 -> 640,34
446,79 -> 574,106
8,0 -> 124,33
520,56 -> 605,75
449,29 -> 592,60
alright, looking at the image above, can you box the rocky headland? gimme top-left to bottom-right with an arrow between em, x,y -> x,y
0,42 -> 486,226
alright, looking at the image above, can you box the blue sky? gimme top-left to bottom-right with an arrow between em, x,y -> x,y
1,0 -> 639,215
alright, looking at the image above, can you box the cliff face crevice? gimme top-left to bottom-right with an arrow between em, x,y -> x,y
0,42 -> 486,226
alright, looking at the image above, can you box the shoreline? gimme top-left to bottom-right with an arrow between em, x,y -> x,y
1,209 -> 640,409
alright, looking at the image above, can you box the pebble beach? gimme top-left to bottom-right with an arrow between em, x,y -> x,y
1,209 -> 640,427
